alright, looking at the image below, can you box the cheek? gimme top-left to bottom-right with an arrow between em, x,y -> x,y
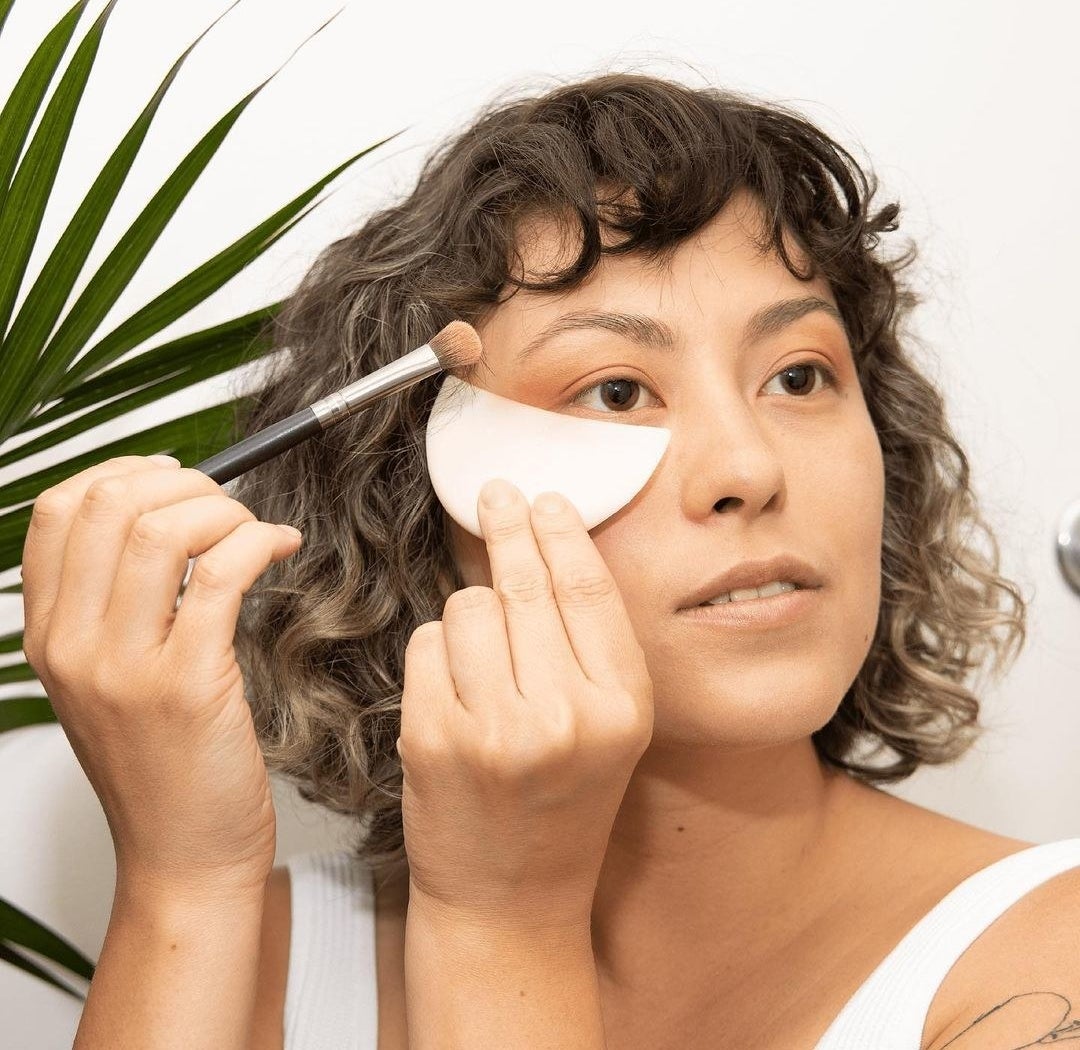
825,422 -> 885,641
589,520 -> 662,640
806,412 -> 884,548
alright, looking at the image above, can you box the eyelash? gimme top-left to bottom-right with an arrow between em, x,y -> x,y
568,359 -> 841,412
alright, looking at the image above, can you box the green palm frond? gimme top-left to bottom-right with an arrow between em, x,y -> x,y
0,0 -> 405,996
1,897 -> 94,999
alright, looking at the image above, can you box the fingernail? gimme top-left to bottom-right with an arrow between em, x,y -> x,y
481,479 -> 515,509
149,454 -> 181,467
533,491 -> 565,515
278,525 -> 303,540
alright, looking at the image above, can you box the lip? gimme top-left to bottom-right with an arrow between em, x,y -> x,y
676,586 -> 821,629
678,553 -> 824,610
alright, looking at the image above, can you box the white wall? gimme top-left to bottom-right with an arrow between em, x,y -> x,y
1,0 -> 1078,1043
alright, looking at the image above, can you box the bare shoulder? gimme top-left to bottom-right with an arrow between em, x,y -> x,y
872,787 -> 1080,1050
834,777 -> 1080,1049
924,859 -> 1080,1049
250,865 -> 291,1050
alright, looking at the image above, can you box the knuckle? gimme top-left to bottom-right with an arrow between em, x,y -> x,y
30,488 -> 76,527
406,619 -> 443,648
395,725 -> 442,769
187,556 -> 235,598
128,515 -> 174,558
443,586 -> 500,615
483,514 -> 529,543
85,655 -> 122,700
233,500 -> 258,524
494,569 -> 553,606
20,630 -> 40,670
553,565 -> 616,606
469,728 -> 512,777
42,636 -> 86,684
81,476 -> 131,518
533,714 -> 577,762
532,512 -> 578,537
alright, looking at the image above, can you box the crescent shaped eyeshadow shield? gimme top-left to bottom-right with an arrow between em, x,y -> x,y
425,373 -> 672,538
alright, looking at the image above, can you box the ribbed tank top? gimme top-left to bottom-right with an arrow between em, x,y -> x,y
283,836 -> 1080,1049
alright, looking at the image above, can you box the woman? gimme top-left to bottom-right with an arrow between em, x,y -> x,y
25,73 -> 1079,1049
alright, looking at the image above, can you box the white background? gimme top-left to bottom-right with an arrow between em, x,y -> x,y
0,0 -> 1077,1044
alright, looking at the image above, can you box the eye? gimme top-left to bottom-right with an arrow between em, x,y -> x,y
763,360 -> 839,398
569,376 -> 659,413
568,359 -> 839,415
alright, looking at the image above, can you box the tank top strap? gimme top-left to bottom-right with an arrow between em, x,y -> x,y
283,848 -> 377,1050
814,836 -> 1080,1049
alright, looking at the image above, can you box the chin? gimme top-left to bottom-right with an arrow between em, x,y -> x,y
648,667 -> 846,750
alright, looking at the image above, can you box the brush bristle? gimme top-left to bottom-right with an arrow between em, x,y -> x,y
429,320 -> 483,371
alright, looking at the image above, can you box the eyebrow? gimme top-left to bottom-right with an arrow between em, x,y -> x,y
513,295 -> 849,364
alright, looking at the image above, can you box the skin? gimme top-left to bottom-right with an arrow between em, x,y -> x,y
425,186 -> 891,1018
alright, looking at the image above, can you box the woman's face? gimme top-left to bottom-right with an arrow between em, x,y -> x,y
440,189 -> 884,750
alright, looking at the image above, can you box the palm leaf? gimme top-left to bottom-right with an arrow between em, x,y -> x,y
0,1 -> 245,437
0,0 -> 401,1000
0,8 -> 354,443
0,661 -> 34,685
0,629 -> 23,653
0,0 -> 117,355
2,309 -> 277,461
47,130 -> 399,400
0,941 -> 85,1000
0,401 -> 237,574
1,897 -> 94,995
0,2 -> 88,219
0,0 -> 16,36
0,695 -> 54,732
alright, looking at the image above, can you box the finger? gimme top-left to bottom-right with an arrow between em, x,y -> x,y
22,456 -> 181,638
439,586 -> 518,713
400,621 -> 463,756
104,494 -> 273,652
475,479 -> 581,697
527,490 -> 650,693
166,518 -> 302,668
51,466 -> 222,630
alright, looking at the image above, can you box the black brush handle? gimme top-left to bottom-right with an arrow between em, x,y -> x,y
193,406 -> 323,485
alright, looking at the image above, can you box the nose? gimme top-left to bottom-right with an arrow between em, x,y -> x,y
671,376 -> 786,519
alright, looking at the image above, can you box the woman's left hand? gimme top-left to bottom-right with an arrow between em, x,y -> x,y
397,478 -> 654,934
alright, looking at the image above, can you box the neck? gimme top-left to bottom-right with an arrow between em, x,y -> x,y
589,738 -> 866,992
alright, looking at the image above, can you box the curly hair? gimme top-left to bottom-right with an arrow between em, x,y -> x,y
228,72 -> 1026,877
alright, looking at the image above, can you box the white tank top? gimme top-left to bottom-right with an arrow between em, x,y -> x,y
283,837 -> 1080,1049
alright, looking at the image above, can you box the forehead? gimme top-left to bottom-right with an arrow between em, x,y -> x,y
514,185 -> 784,273
478,187 -> 834,357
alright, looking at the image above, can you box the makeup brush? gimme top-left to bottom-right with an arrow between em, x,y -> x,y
191,320 -> 483,484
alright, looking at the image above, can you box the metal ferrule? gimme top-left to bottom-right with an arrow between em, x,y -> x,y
309,343 -> 441,428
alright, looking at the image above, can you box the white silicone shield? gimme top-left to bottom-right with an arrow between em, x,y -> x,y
425,373 -> 671,539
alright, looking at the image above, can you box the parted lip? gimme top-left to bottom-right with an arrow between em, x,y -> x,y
679,553 -> 825,609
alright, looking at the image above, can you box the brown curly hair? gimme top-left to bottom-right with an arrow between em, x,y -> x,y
228,72 -> 1026,877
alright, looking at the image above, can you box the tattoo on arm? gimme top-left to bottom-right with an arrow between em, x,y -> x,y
939,991 -> 1080,1048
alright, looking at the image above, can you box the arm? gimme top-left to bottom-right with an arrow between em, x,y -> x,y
73,873 -> 269,1050
404,896 -> 608,1050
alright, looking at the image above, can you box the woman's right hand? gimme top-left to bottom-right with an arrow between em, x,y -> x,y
20,455 -> 304,902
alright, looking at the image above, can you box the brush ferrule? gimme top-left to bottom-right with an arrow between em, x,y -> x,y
309,343 -> 441,427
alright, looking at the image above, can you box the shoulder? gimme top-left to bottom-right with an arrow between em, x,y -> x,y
840,783 -> 1080,1050
250,865 -> 292,1050
923,844 -> 1080,1049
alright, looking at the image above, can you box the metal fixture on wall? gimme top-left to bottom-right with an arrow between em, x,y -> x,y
1057,498 -> 1080,597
